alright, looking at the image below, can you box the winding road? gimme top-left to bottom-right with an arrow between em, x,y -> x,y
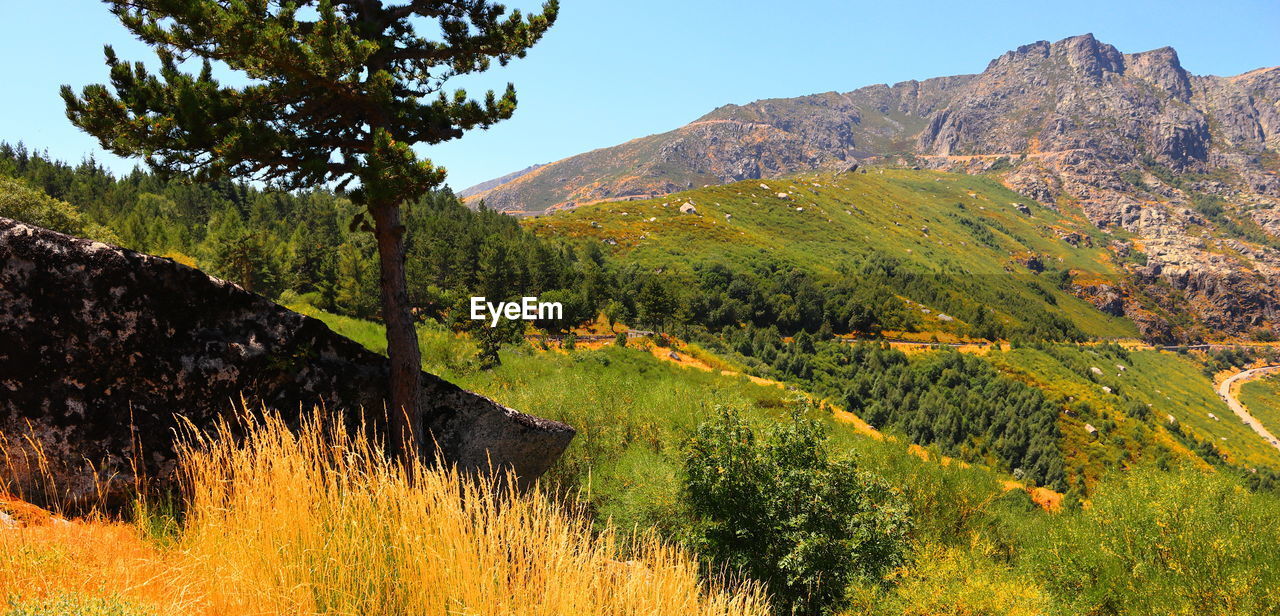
1217,365 -> 1280,453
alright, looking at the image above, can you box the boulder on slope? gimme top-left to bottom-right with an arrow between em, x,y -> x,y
0,217 -> 574,508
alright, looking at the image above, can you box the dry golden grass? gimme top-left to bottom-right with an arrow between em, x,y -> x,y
0,517 -> 199,614
2,413 -> 770,616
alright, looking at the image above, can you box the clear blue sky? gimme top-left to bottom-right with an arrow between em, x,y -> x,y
1,1 -> 1277,192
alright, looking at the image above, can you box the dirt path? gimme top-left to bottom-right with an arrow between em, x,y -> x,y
1217,365 -> 1280,453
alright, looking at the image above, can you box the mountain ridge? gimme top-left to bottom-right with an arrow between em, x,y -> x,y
467,34 -> 1277,215
474,34 -> 1280,340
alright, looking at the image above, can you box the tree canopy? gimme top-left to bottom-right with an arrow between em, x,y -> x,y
62,0 -> 558,208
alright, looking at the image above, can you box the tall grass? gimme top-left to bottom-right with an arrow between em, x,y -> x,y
2,411 -> 770,615
174,412 -> 770,616
1021,468 -> 1280,615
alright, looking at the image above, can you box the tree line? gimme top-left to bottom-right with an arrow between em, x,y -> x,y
3,144 -> 1082,488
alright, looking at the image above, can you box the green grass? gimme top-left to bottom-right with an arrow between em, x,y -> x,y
1238,374 -> 1280,441
991,345 -> 1280,484
293,303 -> 802,527
454,346 -> 800,530
293,303 -> 1280,616
294,303 -> 1023,537
1017,468 -> 1280,615
3,595 -> 154,616
528,169 -> 1139,339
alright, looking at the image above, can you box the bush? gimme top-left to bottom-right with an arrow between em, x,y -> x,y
684,409 -> 911,615
1021,468 -> 1280,614
0,176 -> 117,243
849,543 -> 1052,616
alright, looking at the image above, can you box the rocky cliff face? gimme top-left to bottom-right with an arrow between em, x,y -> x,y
467,34 -> 1280,340
0,218 -> 574,508
910,35 -> 1280,339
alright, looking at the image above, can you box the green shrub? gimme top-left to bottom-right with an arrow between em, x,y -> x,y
1021,468 -> 1280,614
684,409 -> 910,615
0,176 -> 117,243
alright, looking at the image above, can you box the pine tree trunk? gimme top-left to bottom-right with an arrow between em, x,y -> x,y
369,203 -> 423,462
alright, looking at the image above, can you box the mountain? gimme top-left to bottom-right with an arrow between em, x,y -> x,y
477,34 -> 1280,340
457,163 -> 545,198
469,34 -> 1277,215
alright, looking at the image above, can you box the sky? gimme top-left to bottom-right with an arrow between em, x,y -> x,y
1,0 -> 1277,193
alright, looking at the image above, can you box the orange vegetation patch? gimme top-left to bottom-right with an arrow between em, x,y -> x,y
879,330 -> 978,344
0,493 -> 55,527
1029,487 -> 1063,511
885,341 -> 999,356
828,406 -> 884,441
905,444 -> 970,469
528,339 -> 612,354
906,443 -> 931,461
0,518 -> 197,613
999,480 -> 1064,512
570,315 -> 624,337
641,339 -> 786,389
649,344 -> 717,372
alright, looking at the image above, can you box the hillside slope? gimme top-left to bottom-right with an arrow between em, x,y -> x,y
472,34 -> 1280,339
528,169 -> 1152,340
469,34 -> 1277,220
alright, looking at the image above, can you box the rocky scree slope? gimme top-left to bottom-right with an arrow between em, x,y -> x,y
470,34 -> 1280,340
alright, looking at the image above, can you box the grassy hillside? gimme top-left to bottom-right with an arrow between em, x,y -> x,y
289,302 -> 1029,519
527,168 -> 1142,340
292,301 -> 1280,497
992,345 -> 1280,485
1239,374 -> 1280,440
280,305 -> 1280,615
14,302 -> 1269,615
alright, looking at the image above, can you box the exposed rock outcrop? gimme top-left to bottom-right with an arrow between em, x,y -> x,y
0,218 -> 574,507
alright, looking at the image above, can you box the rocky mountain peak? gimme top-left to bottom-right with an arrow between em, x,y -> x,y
468,34 -> 1275,220
1125,46 -> 1192,100
461,34 -> 1280,341
1050,33 -> 1125,80
985,34 -> 1128,81
986,40 -> 1051,71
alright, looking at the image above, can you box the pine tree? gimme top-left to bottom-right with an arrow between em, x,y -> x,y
201,204 -> 280,295
62,0 -> 558,460
334,238 -> 380,320
286,219 -> 340,305
637,277 -> 677,333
